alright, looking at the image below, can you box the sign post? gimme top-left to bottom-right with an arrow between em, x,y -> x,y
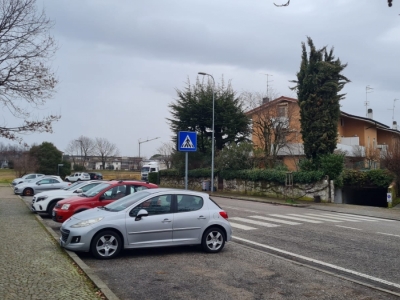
178,131 -> 197,189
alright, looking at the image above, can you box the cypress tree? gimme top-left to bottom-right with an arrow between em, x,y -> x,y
291,37 -> 350,160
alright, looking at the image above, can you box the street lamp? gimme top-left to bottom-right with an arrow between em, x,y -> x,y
58,164 -> 64,176
138,137 -> 160,159
198,72 -> 215,192
75,139 -> 83,167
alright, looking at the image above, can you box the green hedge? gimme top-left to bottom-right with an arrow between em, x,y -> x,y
161,168 -> 325,184
148,172 -> 160,184
342,169 -> 395,188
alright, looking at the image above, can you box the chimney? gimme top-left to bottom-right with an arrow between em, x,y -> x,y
262,97 -> 270,104
393,121 -> 397,130
367,108 -> 373,119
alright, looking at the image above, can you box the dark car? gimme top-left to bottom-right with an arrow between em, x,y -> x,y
88,172 -> 103,180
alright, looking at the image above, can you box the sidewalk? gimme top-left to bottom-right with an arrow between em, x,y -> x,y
211,192 -> 400,221
0,184 -> 117,300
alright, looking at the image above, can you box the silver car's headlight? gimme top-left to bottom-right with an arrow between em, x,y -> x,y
71,217 -> 104,228
61,204 -> 71,210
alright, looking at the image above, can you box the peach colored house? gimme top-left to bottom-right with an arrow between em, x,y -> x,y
247,96 -> 400,170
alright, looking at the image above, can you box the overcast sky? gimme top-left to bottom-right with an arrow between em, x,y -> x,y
2,0 -> 399,158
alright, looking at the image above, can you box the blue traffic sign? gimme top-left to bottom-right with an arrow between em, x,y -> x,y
178,131 -> 197,152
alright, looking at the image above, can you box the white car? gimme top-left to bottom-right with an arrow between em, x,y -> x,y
31,180 -> 103,215
14,176 -> 70,196
12,173 -> 45,186
65,172 -> 91,182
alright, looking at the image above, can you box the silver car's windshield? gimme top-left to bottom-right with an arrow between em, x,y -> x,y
105,190 -> 151,211
82,183 -> 111,197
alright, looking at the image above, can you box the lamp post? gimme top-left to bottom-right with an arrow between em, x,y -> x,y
75,139 -> 83,168
198,72 -> 215,192
58,164 -> 63,176
138,137 -> 160,159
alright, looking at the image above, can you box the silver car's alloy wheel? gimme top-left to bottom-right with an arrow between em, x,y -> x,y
91,230 -> 122,259
202,227 -> 225,253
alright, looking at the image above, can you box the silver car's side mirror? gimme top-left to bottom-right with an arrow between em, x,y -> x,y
135,209 -> 149,221
75,189 -> 83,193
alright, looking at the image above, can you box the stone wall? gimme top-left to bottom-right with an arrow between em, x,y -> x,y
160,176 -> 332,202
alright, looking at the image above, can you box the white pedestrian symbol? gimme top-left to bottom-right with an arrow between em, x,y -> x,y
181,135 -> 194,148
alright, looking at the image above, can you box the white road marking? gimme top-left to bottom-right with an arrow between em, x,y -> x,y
233,236 -> 400,289
306,213 -> 362,222
334,213 -> 394,222
249,215 -> 301,225
320,213 -> 378,222
229,217 -> 280,228
377,232 -> 400,237
222,206 -> 260,214
335,225 -> 362,230
229,222 -> 257,230
269,214 -> 322,223
288,214 -> 343,222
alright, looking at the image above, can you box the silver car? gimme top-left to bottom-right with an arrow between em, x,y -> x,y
12,173 -> 45,186
14,176 -> 70,196
59,188 -> 232,259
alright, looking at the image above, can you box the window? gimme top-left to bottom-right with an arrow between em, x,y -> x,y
177,195 -> 203,212
135,185 -> 148,192
277,104 -> 288,118
130,195 -> 172,216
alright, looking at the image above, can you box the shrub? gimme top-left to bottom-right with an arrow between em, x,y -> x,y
342,169 -> 395,188
148,172 -> 160,184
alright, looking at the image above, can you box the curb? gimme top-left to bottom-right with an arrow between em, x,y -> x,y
17,193 -> 120,300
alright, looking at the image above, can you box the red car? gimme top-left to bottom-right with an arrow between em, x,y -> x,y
52,180 -> 158,223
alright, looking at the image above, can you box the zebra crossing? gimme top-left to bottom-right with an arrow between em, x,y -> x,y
223,206 -> 393,231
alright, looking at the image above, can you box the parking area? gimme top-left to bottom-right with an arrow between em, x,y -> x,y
19,195 -> 399,300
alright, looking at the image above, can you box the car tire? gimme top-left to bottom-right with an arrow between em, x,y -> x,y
77,178 -> 81,181
47,201 -> 57,215
90,230 -> 122,259
23,188 -> 34,197
201,227 -> 226,253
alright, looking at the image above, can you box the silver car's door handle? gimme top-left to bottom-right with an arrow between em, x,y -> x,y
162,219 -> 172,223
198,216 -> 207,219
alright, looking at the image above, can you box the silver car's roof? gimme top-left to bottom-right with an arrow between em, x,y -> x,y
143,188 -> 210,197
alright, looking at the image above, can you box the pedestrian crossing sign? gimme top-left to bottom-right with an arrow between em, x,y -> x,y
178,131 -> 197,152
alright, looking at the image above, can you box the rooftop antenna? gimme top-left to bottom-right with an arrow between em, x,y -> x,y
260,73 -> 273,100
365,85 -> 373,117
388,99 -> 399,121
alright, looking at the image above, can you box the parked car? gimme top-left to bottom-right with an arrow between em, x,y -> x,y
65,172 -> 90,182
12,173 -> 45,186
31,181 -> 103,215
14,176 -> 70,196
59,188 -> 232,259
88,172 -> 103,180
52,180 -> 158,223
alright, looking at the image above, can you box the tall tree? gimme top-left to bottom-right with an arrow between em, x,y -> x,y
29,142 -> 62,175
168,77 -> 251,157
93,137 -> 119,170
291,37 -> 350,160
0,0 -> 59,143
65,136 -> 95,167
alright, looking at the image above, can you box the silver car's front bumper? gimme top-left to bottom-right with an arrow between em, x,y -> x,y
59,226 -> 95,253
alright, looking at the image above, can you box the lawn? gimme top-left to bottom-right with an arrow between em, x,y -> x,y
0,169 -> 141,183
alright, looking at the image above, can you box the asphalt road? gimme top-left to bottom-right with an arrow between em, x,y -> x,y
23,195 -> 400,300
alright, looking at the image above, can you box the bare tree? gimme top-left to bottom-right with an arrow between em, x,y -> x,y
381,136 -> 400,190
65,136 -> 95,168
13,149 -> 38,177
274,1 -> 395,8
93,137 -> 119,170
0,0 -> 59,144
156,142 -> 175,169
244,93 -> 300,168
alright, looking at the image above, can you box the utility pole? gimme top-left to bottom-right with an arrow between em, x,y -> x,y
365,85 -> 373,117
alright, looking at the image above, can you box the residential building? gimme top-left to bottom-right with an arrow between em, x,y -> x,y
247,96 -> 400,170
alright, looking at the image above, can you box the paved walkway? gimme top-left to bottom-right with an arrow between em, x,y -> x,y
0,184 -> 107,300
